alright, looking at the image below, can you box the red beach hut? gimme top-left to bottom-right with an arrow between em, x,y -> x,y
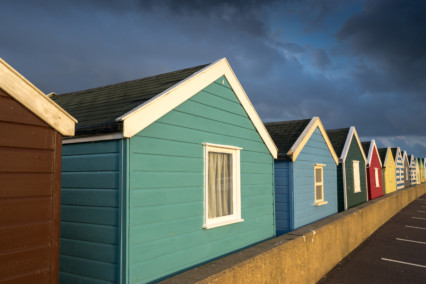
362,140 -> 384,200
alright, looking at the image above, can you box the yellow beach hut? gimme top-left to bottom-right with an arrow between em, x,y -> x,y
378,147 -> 397,194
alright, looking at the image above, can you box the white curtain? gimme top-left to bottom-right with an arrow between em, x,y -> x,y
208,152 -> 233,218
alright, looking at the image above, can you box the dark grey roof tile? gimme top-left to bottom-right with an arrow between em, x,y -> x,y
264,119 -> 311,160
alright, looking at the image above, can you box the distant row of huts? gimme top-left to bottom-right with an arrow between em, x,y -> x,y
1,57 -> 425,284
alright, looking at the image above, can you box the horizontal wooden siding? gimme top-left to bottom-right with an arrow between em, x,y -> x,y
345,137 -> 368,209
128,76 -> 275,283
0,89 -> 61,283
292,128 -> 338,229
59,140 -> 122,284
275,161 -> 292,235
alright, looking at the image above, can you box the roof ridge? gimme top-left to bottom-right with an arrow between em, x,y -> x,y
58,63 -> 209,97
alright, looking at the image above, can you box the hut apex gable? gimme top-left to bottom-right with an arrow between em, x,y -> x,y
288,117 -> 339,164
340,127 -> 367,163
403,151 -> 409,164
391,147 -> 401,163
0,58 -> 76,136
365,140 -> 382,168
119,58 -> 277,159
58,58 -> 277,158
378,147 -> 393,167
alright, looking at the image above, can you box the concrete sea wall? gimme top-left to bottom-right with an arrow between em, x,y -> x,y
162,183 -> 426,283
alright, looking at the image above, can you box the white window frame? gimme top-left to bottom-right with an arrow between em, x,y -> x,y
353,160 -> 361,193
374,167 -> 380,187
203,143 -> 243,229
314,164 -> 328,206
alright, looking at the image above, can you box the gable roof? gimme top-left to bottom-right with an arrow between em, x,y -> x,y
54,58 -> 278,158
361,142 -> 370,160
403,151 -> 409,164
326,128 -> 349,158
377,148 -> 388,166
265,119 -> 311,160
362,140 -> 382,167
326,126 -> 367,163
391,147 -> 398,161
409,154 -> 416,166
54,64 -> 207,135
265,117 -> 338,164
0,58 -> 76,136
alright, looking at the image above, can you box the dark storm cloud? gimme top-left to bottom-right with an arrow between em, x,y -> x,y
337,0 -> 426,98
312,49 -> 331,70
0,0 -> 425,155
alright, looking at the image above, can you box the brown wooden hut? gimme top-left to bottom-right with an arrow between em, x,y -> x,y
0,58 -> 76,283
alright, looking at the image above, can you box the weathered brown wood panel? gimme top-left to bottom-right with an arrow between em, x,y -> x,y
0,173 -> 53,198
0,121 -> 55,150
0,147 -> 54,173
0,221 -> 51,251
0,246 -> 51,279
0,93 -> 46,127
0,197 -> 52,225
1,270 -> 50,284
1,271 -> 50,284
0,90 -> 62,283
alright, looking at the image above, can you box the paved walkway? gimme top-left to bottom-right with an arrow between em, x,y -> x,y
319,194 -> 426,284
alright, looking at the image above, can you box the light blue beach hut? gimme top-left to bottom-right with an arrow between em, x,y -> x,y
265,117 -> 339,235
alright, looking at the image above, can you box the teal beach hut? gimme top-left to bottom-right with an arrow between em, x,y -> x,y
53,58 -> 278,283
265,117 -> 339,235
326,127 -> 368,212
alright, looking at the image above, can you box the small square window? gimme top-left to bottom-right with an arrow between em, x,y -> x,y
203,143 -> 243,229
353,161 -> 361,193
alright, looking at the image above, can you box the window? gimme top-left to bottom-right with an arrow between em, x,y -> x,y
374,168 -> 380,187
314,164 -> 327,206
203,143 -> 243,229
353,161 -> 361,193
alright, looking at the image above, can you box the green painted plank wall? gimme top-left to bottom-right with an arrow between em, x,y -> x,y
127,76 -> 275,283
59,140 -> 122,284
336,164 -> 344,212
345,136 -> 368,209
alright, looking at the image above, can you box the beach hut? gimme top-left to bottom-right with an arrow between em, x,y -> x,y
361,140 -> 384,200
421,158 -> 425,183
416,158 -> 421,184
326,127 -> 368,212
53,58 -> 278,283
265,117 -> 338,235
0,58 -> 76,282
378,147 -> 397,194
424,158 -> 426,182
418,158 -> 424,183
391,147 -> 404,190
409,155 -> 417,185
402,151 -> 411,188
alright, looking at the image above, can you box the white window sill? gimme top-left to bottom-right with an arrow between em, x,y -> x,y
314,200 -> 328,207
203,218 -> 244,229
354,190 -> 361,194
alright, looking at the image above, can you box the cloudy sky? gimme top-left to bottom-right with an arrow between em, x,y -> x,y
1,0 -> 425,156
